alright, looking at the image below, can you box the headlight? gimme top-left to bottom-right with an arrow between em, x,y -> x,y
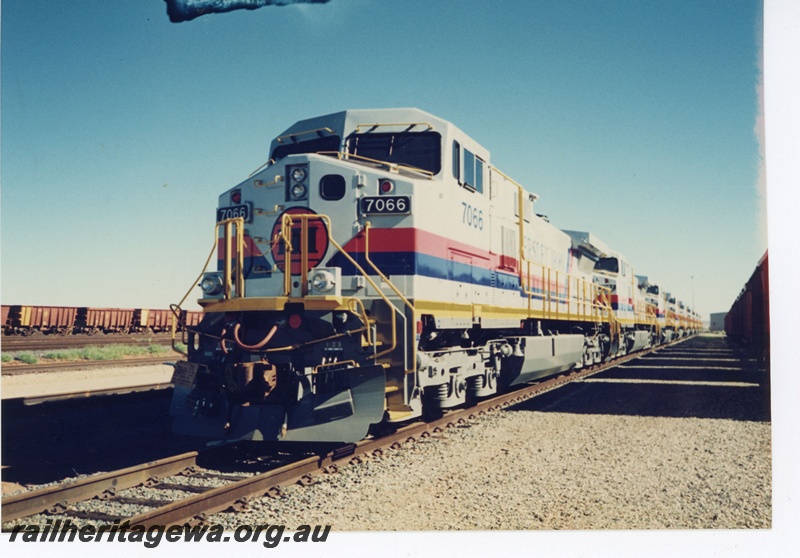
291,167 -> 307,182
200,274 -> 223,295
311,271 -> 335,293
290,183 -> 307,200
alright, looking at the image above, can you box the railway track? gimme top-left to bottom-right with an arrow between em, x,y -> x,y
1,356 -> 174,376
2,337 -> 693,528
2,334 -> 175,352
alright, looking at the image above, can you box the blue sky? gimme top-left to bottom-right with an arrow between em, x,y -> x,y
0,0 -> 767,317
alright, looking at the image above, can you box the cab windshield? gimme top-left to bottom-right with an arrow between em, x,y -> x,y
347,132 -> 441,174
595,257 -> 619,274
271,135 -> 341,162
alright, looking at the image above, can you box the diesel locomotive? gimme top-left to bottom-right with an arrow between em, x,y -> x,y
169,108 -> 701,443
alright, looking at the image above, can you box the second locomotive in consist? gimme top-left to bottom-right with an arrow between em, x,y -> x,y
169,108 -> 701,443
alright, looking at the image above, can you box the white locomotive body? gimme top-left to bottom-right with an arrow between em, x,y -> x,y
169,108 -> 700,443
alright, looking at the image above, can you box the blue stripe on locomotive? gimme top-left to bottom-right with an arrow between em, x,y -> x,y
327,251 -> 535,294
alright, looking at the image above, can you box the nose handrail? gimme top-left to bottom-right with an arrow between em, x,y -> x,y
275,212 -> 408,364
220,217 -> 246,299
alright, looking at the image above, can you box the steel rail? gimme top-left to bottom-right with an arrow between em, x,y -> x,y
18,383 -> 173,405
2,334 -> 175,352
1,357 -> 172,376
1,452 -> 199,523
125,455 -> 326,527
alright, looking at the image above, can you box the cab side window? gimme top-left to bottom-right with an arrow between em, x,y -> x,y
464,150 -> 475,188
452,141 -> 461,180
457,143 -> 484,194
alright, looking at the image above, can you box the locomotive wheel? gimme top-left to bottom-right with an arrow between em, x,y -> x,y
421,396 -> 445,421
367,417 -> 396,438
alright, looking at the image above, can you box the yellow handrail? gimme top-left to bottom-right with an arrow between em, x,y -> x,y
354,122 -> 434,132
646,305 -> 661,339
363,222 -> 416,372
316,151 -> 434,178
491,164 -> 620,336
169,217 -> 239,355
275,213 -> 401,361
259,327 -> 369,354
363,222 -> 416,314
254,176 -> 284,188
520,255 -> 610,323
220,218 -> 246,299
348,297 -> 373,347
597,291 -> 620,345
276,213 -> 294,296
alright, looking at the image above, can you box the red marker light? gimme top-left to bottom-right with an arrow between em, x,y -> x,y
288,314 -> 303,329
379,180 -> 394,194
231,190 -> 242,204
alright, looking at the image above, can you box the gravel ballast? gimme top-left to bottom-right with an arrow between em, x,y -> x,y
210,409 -> 770,531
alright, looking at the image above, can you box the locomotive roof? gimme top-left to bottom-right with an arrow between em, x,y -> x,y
268,108 -> 489,164
562,230 -> 616,259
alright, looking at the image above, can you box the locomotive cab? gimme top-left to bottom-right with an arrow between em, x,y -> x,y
636,275 -> 667,345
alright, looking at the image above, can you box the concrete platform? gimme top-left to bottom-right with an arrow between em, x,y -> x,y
1,364 -> 175,402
